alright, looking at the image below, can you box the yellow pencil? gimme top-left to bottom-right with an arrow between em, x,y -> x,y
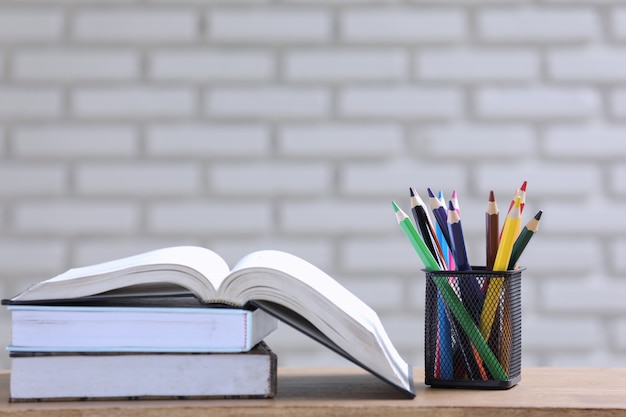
479,196 -> 521,340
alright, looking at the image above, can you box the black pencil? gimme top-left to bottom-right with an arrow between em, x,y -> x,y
410,188 -> 447,270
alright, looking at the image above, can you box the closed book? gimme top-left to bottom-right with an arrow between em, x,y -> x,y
9,342 -> 277,401
7,300 -> 278,353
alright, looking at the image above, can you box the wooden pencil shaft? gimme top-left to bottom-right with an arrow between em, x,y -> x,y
412,205 -> 439,261
493,198 -> 521,271
447,209 -> 470,271
486,190 -> 499,271
432,206 -> 452,249
486,213 -> 499,271
508,210 -> 541,269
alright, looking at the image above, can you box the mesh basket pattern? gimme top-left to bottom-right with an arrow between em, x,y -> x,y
424,267 -> 523,389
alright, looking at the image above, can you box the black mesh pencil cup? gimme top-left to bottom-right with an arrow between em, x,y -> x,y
423,267 -> 523,389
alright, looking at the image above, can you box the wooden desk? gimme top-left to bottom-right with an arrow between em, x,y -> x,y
0,368 -> 624,417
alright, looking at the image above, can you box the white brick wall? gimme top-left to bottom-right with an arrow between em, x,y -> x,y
150,50 -> 275,81
73,87 -> 196,118
73,9 -> 198,43
478,8 -> 600,42
13,125 -> 138,157
209,10 -> 331,42
342,9 -> 466,42
207,87 -> 330,118
0,88 -> 62,119
0,0 -> 624,371
0,9 -> 64,42
340,87 -> 462,118
288,49 -> 408,81
14,49 -> 140,82
417,49 -> 539,82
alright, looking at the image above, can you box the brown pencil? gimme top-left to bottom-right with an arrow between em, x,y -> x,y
486,190 -> 499,271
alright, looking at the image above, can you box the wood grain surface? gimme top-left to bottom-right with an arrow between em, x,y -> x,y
0,368 -> 624,417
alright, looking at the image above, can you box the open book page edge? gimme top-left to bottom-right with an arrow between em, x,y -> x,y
228,250 -> 379,330
8,246 -> 230,303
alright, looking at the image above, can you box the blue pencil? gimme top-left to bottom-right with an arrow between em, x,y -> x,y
438,293 -> 453,379
447,200 -> 484,325
447,200 -> 471,271
427,188 -> 452,249
433,203 -> 453,380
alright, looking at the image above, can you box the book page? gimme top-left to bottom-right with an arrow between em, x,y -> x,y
11,247 -> 231,302
230,250 -> 376,329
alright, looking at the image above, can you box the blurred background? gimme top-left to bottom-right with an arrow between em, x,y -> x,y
1,0 -> 625,371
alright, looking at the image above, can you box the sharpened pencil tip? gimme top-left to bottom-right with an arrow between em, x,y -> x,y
520,180 -> 527,191
427,188 -> 436,198
392,201 -> 400,212
448,200 -> 455,211
451,190 -> 457,199
489,190 -> 495,202
535,210 -> 543,220
409,187 -> 415,197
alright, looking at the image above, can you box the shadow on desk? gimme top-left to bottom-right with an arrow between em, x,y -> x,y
277,372 -> 411,400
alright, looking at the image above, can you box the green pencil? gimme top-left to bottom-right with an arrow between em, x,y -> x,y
507,210 -> 542,270
392,201 -> 440,271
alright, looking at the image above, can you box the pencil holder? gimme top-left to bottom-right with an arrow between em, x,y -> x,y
423,267 -> 523,389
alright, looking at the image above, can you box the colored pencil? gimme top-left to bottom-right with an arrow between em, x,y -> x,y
486,190 -> 499,271
448,200 -> 485,327
435,220 -> 450,269
505,181 -> 527,215
518,180 -> 527,214
447,200 -> 471,271
425,193 -> 453,379
427,188 -> 452,250
438,190 -> 457,271
437,294 -> 453,379
507,210 -> 542,270
451,189 -> 460,214
479,196 -> 522,341
444,304 -> 484,381
501,292 -> 513,376
499,181 -> 526,241
495,184 -> 525,376
410,188 -> 447,269
392,201 -> 440,271
493,196 -> 522,271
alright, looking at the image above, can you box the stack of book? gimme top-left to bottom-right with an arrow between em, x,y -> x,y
4,246 -> 417,401
4,296 -> 279,401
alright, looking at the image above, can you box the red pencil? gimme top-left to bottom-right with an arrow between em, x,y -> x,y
500,181 -> 527,241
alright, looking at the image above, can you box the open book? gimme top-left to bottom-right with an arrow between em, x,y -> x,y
5,246 -> 415,397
